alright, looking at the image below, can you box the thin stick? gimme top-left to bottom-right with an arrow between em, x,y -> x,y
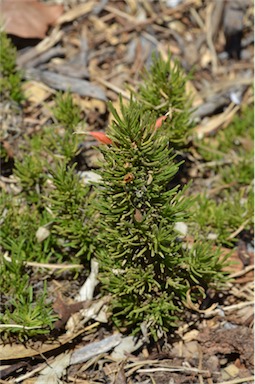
217,376 -> 254,384
15,363 -> 48,383
0,324 -> 42,330
3,254 -> 83,271
96,78 -> 130,99
229,265 -> 254,278
227,218 -> 251,239
137,367 -> 210,374
222,300 -> 254,311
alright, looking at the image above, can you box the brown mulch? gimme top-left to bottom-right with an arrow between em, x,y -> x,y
0,0 -> 254,383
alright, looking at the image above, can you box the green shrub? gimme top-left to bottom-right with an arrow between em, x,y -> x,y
0,92 -> 92,338
191,188 -> 253,246
95,98 -> 229,340
192,106 -> 254,245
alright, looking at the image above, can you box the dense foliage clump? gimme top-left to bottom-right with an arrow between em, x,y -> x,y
95,98 -> 229,339
135,54 -> 193,146
192,106 -> 254,246
0,92 -> 94,339
0,31 -> 24,103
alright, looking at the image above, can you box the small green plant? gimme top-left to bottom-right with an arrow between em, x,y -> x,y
52,91 -> 82,129
135,53 -> 193,146
13,91 -> 83,205
43,92 -> 82,161
0,284 -> 57,340
95,98 -> 229,340
0,91 -> 93,338
0,207 -> 57,340
46,161 -> 95,260
13,145 -> 48,205
0,31 -> 24,103
192,106 -> 254,246
0,197 -> 55,263
191,188 -> 253,246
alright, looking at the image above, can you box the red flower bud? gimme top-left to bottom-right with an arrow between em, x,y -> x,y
88,131 -> 113,145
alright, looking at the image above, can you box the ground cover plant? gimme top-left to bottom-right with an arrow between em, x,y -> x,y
0,34 -> 95,337
191,106 -> 254,247
0,91 -> 96,338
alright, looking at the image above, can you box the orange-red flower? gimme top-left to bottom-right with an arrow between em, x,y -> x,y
88,131 -> 113,145
155,115 -> 167,129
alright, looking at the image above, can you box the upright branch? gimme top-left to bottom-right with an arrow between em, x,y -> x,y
95,97 -> 229,340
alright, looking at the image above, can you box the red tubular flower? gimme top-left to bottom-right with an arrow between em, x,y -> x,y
88,131 -> 113,145
155,115 -> 167,129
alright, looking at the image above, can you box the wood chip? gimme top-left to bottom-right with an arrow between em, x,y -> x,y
25,69 -> 107,100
